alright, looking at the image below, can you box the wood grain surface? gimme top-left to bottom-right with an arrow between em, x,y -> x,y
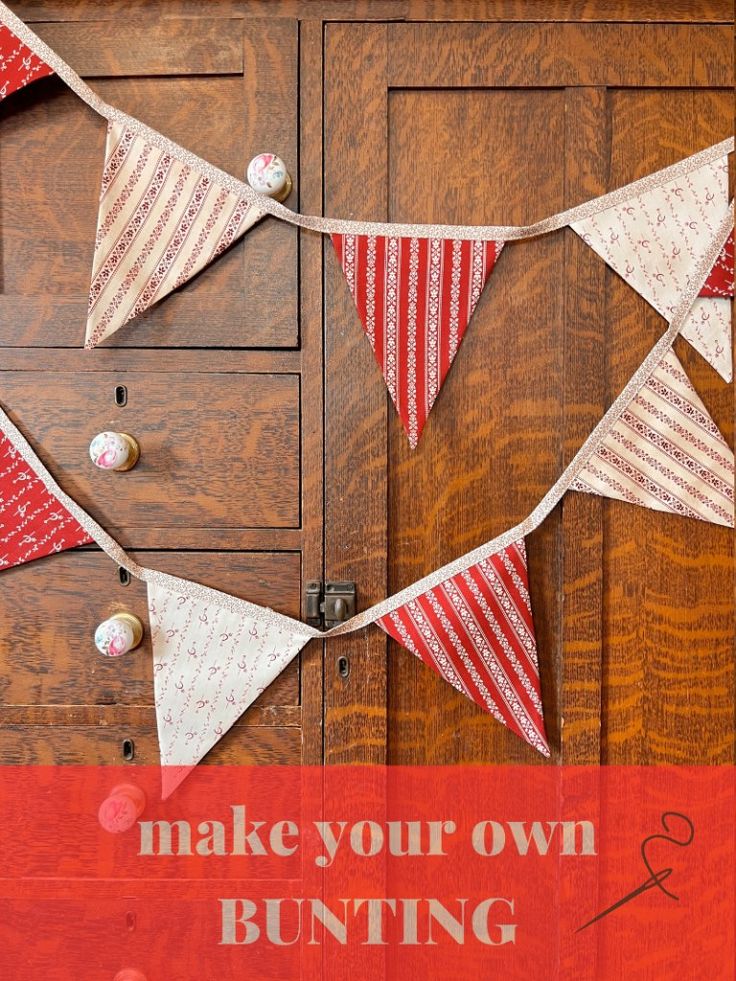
386,87 -> 566,764
0,19 -> 298,348
0,0 -> 733,782
0,550 -> 302,708
0,371 -> 300,529
388,23 -> 733,87
11,1 -> 734,23
0,7 -> 308,771
323,23 -> 389,764
324,19 -> 734,768
0,551 -> 304,764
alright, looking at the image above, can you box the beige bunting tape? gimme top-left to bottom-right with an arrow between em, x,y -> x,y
2,205 -> 732,642
1,0 -> 733,243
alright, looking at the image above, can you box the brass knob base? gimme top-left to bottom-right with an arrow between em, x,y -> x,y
113,433 -> 140,471
114,612 -> 144,649
272,173 -> 293,203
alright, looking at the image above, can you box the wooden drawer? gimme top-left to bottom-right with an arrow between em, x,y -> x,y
0,372 -> 300,530
0,550 -> 302,709
0,18 -> 298,348
0,719 -> 301,766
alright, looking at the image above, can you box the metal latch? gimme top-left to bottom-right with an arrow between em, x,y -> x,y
305,581 -> 357,629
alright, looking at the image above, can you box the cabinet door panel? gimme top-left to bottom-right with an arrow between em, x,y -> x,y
0,19 -> 298,348
324,21 -> 734,766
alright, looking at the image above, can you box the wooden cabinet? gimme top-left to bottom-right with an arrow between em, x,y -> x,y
0,2 -> 733,784
0,3 -> 733,979
0,7 -> 320,772
322,16 -> 734,767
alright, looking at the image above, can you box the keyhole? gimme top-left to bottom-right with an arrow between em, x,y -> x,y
122,738 -> 135,761
337,655 -> 350,679
114,385 -> 128,407
126,911 -> 136,932
119,567 -> 131,586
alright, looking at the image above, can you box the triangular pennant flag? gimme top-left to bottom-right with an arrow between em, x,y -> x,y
0,23 -> 53,101
0,429 -> 92,570
571,155 -> 732,380
376,539 -> 548,756
148,580 -> 311,798
332,234 -> 504,447
86,121 -> 264,348
571,348 -> 734,526
699,228 -> 734,298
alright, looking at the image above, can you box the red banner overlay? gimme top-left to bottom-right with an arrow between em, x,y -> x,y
0,766 -> 732,979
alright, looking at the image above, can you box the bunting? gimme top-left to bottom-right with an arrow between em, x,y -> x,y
85,121 -> 264,348
0,23 -> 53,101
571,348 -> 734,526
147,580 -> 311,799
0,430 -> 92,571
570,155 -> 732,381
332,235 -> 503,447
377,540 -> 548,756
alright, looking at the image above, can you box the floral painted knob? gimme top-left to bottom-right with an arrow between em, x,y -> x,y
247,153 -> 292,202
99,783 -> 146,834
113,973 -> 147,981
89,431 -> 140,472
95,613 -> 144,658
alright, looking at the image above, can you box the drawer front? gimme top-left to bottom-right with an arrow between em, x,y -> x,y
0,722 -> 301,766
0,550 -> 301,708
0,18 -> 298,348
0,372 -> 300,529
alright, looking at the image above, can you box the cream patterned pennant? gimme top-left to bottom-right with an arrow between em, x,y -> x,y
148,581 -> 311,799
571,348 -> 734,526
571,155 -> 732,381
86,121 -> 263,348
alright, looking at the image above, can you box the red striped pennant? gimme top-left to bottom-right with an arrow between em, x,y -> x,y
0,430 -> 92,571
376,539 -> 548,756
332,234 -> 503,448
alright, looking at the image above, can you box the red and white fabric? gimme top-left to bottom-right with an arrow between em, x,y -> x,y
699,228 -> 734,298
377,540 -> 548,756
0,23 -> 53,101
571,348 -> 734,526
570,156 -> 732,381
86,121 -> 264,348
331,234 -> 504,447
148,580 -> 311,798
0,430 -> 92,571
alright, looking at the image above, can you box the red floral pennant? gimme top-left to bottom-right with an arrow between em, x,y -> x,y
377,539 -> 548,756
0,431 -> 92,571
332,234 -> 503,448
0,23 -> 53,101
699,228 -> 734,298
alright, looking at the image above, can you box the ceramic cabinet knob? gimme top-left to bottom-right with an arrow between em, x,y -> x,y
113,972 -> 147,981
89,431 -> 140,472
95,613 -> 144,658
98,783 -> 146,834
247,153 -> 292,202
